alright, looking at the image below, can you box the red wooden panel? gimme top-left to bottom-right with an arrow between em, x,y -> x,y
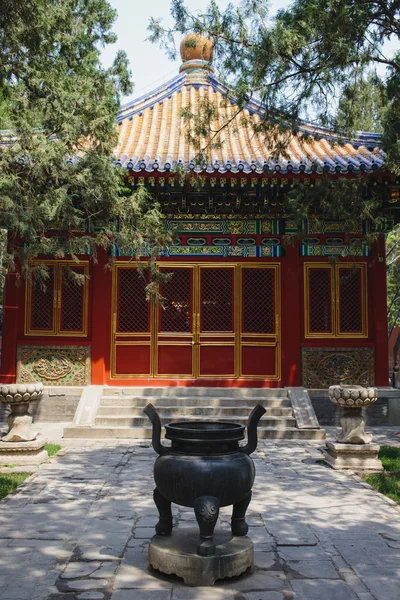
30,266 -> 55,331
308,268 -> 332,333
115,335 -> 149,342
242,268 -> 275,333
338,267 -> 363,333
199,346 -> 235,376
199,335 -> 235,343
241,345 -> 276,377
60,266 -> 85,332
159,268 -> 192,333
201,268 -> 233,332
157,345 -> 193,376
115,345 -> 151,375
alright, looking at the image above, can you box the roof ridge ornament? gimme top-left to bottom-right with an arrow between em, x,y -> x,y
179,33 -> 215,84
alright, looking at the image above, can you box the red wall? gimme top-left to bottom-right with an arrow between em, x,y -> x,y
0,236 -> 389,387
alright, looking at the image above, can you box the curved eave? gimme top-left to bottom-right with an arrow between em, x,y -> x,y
113,157 -> 386,176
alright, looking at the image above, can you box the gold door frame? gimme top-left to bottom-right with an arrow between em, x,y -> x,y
238,263 -> 281,380
196,263 -> 237,379
304,262 -> 368,339
154,263 -> 196,379
111,261 -> 281,380
25,259 -> 89,337
111,263 -> 156,378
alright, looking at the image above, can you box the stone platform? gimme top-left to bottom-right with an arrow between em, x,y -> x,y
323,440 -> 383,470
0,434 -> 48,466
149,528 -> 253,586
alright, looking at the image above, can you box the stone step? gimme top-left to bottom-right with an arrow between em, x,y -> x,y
94,415 -> 297,428
63,425 -> 326,440
100,396 -> 292,408
102,387 -> 289,399
96,405 -> 294,418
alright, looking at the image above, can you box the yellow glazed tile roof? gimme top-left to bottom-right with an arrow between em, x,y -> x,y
114,45 -> 385,175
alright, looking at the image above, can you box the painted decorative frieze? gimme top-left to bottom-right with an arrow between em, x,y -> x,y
301,347 -> 375,388
165,219 -> 282,234
300,244 -> 371,257
17,345 -> 91,386
159,245 -> 283,257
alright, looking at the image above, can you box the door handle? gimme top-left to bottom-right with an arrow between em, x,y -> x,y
193,313 -> 200,335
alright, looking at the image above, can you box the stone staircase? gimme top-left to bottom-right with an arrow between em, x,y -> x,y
64,387 -> 325,440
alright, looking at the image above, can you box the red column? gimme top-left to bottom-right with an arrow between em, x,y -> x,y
373,235 -> 389,386
0,271 -> 20,383
281,241 -> 301,385
91,249 -> 113,384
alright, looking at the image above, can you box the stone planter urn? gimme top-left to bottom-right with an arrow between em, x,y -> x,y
0,383 -> 48,467
324,385 -> 383,471
329,384 -> 377,444
0,383 -> 43,442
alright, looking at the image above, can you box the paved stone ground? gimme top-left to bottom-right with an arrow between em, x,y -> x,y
0,426 -> 399,600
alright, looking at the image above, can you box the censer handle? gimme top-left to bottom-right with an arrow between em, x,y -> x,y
240,403 -> 266,455
143,403 -> 169,456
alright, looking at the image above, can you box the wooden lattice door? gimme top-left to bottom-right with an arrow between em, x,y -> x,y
239,265 -> 280,379
155,266 -> 195,377
112,265 -> 152,377
197,265 -> 236,377
112,262 -> 281,380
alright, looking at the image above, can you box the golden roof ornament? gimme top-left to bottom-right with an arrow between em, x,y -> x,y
179,33 -> 215,83
180,33 -> 214,62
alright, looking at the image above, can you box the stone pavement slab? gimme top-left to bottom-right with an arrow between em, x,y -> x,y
0,429 -> 398,600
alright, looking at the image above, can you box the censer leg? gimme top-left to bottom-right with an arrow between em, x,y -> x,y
194,495 -> 220,557
153,487 -> 173,536
231,491 -> 251,536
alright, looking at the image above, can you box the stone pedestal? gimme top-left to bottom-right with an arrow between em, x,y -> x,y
3,404 -> 39,442
336,407 -> 372,444
323,441 -> 383,471
0,383 -> 43,442
0,434 -> 48,467
149,527 -> 253,586
324,384 -> 383,471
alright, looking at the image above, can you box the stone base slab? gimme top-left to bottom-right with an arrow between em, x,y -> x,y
323,440 -> 383,471
148,527 -> 253,586
0,434 -> 48,466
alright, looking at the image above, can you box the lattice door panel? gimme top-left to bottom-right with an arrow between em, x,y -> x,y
201,268 -> 234,332
60,267 -> 85,333
307,267 -> 333,334
338,267 -> 363,334
30,266 -> 56,332
117,268 -> 149,333
159,268 -> 192,333
242,268 -> 275,333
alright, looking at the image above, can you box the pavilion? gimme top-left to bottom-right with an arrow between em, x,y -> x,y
1,34 -> 398,391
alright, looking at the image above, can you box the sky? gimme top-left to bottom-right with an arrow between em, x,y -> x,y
101,0 -> 291,103
102,0 -> 398,106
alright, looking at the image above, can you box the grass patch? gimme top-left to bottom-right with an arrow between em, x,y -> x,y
0,472 -> 30,501
44,443 -> 61,457
377,446 -> 400,472
363,446 -> 400,505
0,443 -> 61,501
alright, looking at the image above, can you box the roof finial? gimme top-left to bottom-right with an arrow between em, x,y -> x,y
179,33 -> 214,84
180,33 -> 213,62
